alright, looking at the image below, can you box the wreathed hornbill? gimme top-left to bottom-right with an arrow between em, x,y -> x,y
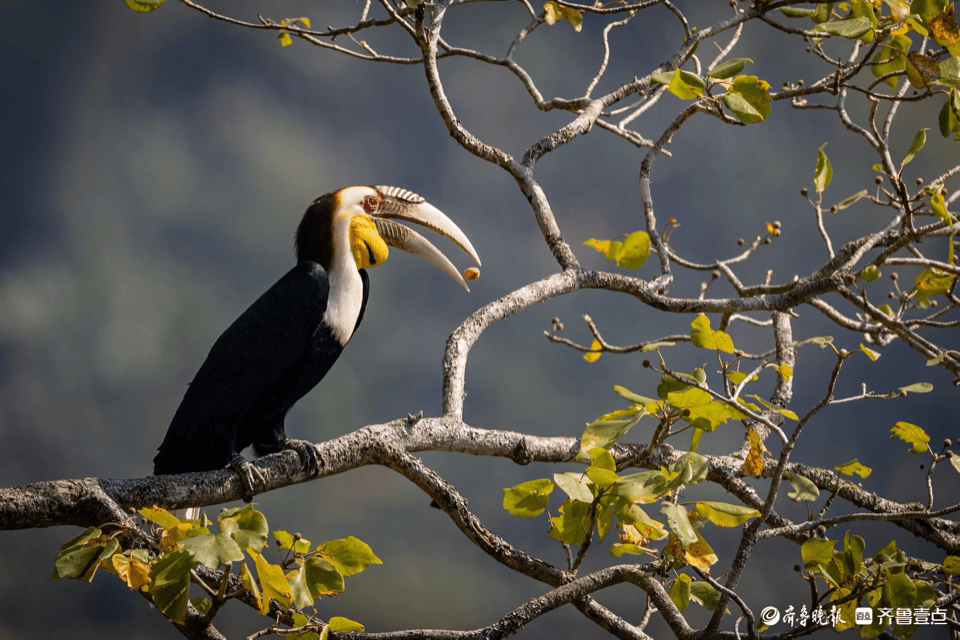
154,186 -> 479,516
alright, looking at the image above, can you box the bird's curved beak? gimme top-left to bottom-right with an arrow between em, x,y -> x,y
372,186 -> 481,291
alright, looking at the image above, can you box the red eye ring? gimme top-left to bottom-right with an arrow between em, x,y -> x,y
362,196 -> 380,213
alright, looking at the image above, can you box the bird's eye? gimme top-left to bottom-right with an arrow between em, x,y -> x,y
362,196 -> 380,213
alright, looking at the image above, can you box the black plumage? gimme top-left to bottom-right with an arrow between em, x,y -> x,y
153,262 -> 369,477
153,185 -> 479,510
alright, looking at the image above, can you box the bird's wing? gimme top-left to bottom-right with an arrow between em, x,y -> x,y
154,262 -> 330,474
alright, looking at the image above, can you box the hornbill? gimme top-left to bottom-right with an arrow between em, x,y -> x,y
154,186 -> 479,517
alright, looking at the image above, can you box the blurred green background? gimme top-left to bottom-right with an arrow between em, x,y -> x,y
1,2 -> 956,638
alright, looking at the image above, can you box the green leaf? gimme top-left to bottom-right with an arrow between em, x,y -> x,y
611,470 -> 669,504
684,400 -> 745,434
587,446 -> 617,472
883,571 -> 918,607
813,3 -> 833,24
858,265 -> 881,282
814,142 -> 832,193
669,452 -> 709,486
801,538 -> 837,570
191,597 -> 212,615
695,501 -> 760,527
784,470 -> 820,501
503,478 -> 554,518
834,459 -> 872,477
274,531 -> 312,554
610,543 -> 654,557
219,504 -> 268,552
660,503 -> 697,547
891,421 -> 930,453
708,58 -> 752,80
123,0 -> 165,12
587,466 -> 620,490
316,536 -> 382,577
651,71 -> 675,86
666,68 -> 706,100
899,382 -> 933,393
151,549 -> 195,624
689,314 -> 735,353
554,471 -> 595,503
940,57 -> 960,84
817,17 -> 874,38
911,0 -> 949,22
900,128 -> 929,167
288,556 -> 344,608
617,230 -> 651,268
727,371 -> 757,385
780,6 -> 817,18
669,573 -> 692,611
581,417 -> 639,453
615,502 -> 668,538
179,531 -> 244,569
836,189 -> 868,210
859,342 -> 881,361
613,385 -> 657,406
549,500 -> 591,545
329,617 -> 364,633
657,377 -> 712,410
944,556 -> 960,575
689,580 -> 726,612
723,74 -> 773,124
871,34 -> 911,89
53,531 -> 119,582
926,351 -> 947,366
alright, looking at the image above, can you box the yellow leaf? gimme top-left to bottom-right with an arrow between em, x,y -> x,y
929,3 -> 959,46
113,554 -> 152,591
278,30 -> 293,47
684,531 -> 719,571
834,458 -> 872,478
543,1 -> 559,25
617,522 -> 649,546
240,562 -> 263,612
859,342 -> 881,361
298,17 -> 311,30
742,427 -> 767,477
583,338 -> 602,362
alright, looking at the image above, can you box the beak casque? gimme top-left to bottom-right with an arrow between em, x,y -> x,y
372,186 -> 481,291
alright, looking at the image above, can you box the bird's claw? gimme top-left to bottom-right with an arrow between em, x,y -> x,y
229,453 -> 265,503
282,437 -> 324,478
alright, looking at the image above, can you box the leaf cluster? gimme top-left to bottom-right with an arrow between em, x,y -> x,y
52,505 -> 378,637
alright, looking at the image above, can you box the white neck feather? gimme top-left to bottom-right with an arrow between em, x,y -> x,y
323,216 -> 364,346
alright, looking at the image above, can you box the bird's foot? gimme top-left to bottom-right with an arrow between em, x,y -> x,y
229,453 -> 265,503
281,437 -> 324,478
